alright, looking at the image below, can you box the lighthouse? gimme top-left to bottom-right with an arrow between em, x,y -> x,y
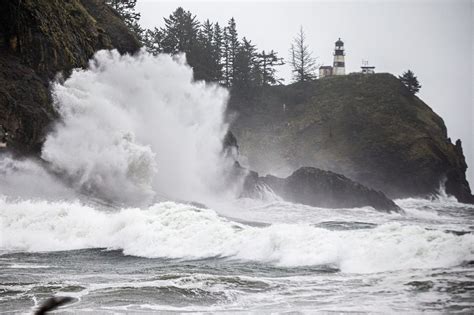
333,38 -> 345,75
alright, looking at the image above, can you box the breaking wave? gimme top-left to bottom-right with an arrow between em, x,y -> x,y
1,50 -> 239,206
1,198 -> 472,274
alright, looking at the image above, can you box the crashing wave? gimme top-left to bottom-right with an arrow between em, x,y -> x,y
1,198 -> 472,274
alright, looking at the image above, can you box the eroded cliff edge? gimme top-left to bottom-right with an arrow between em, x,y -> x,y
0,0 -> 140,153
229,74 -> 473,203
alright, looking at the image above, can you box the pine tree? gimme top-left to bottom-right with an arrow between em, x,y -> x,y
197,19 -> 220,81
399,70 -> 421,94
160,7 -> 203,79
212,23 -> 224,83
223,18 -> 240,86
123,6 -> 284,87
201,20 -> 214,47
255,50 -> 284,86
143,27 -> 163,55
160,7 -> 200,56
106,0 -> 140,25
106,0 -> 144,40
233,37 -> 257,88
222,27 -> 231,86
289,26 -> 317,82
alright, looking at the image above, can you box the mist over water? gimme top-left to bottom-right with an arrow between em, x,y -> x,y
0,156 -> 75,200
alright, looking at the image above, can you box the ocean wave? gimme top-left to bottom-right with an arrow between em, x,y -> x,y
1,198 -> 472,274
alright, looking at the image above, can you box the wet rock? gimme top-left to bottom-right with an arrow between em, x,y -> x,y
244,166 -> 401,212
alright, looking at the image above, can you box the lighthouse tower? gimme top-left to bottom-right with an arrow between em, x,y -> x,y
333,38 -> 345,75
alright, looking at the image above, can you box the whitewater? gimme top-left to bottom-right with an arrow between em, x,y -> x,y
1,50 -> 473,313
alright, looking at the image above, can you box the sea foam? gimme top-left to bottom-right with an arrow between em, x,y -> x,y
1,198 -> 472,274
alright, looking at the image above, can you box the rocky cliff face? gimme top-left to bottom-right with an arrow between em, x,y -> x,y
0,0 -> 140,153
229,73 -> 473,203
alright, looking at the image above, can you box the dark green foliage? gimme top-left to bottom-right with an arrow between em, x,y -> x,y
255,50 -> 285,86
106,0 -> 140,24
195,19 -> 222,82
159,7 -> 208,80
399,70 -> 421,94
131,7 -> 282,88
233,37 -> 256,88
104,4 -> 284,87
289,26 -> 317,82
160,7 -> 200,55
105,0 -> 144,40
223,18 -> 240,86
212,22 -> 224,83
143,27 -> 163,55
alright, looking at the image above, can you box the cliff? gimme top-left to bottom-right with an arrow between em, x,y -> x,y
0,0 -> 140,153
229,73 -> 473,203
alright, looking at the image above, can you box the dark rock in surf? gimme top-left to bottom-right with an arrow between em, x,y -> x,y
244,166 -> 401,212
222,131 -> 239,159
35,296 -> 74,315
223,131 -> 239,152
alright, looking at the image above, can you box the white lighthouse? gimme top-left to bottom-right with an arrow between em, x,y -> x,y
333,38 -> 345,75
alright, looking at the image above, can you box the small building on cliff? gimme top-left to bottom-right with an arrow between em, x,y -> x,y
319,66 -> 333,78
361,60 -> 375,74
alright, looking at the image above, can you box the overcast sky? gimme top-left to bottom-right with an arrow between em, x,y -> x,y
137,0 -> 474,185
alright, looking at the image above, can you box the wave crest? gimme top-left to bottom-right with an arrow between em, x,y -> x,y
1,198 -> 472,274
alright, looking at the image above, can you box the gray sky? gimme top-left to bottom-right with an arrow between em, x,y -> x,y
137,0 -> 474,185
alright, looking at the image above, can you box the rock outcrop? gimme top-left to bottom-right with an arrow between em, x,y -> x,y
0,0 -> 140,153
242,166 -> 400,212
229,74 -> 473,203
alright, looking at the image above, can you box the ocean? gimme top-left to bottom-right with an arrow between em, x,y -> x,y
1,195 -> 473,313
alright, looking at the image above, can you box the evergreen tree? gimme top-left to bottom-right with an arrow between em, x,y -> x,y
227,18 -> 240,69
212,23 -> 224,83
233,38 -> 257,88
222,27 -> 231,86
223,18 -> 240,86
118,6 -> 283,87
143,27 -> 163,55
289,26 -> 317,82
399,70 -> 421,94
255,50 -> 284,86
106,0 -> 144,39
160,7 -> 200,55
196,19 -> 221,81
160,7 -> 204,79
106,0 -> 140,25
201,19 -> 214,47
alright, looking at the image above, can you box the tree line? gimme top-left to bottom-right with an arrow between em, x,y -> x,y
105,1 -> 320,88
106,1 -> 286,87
